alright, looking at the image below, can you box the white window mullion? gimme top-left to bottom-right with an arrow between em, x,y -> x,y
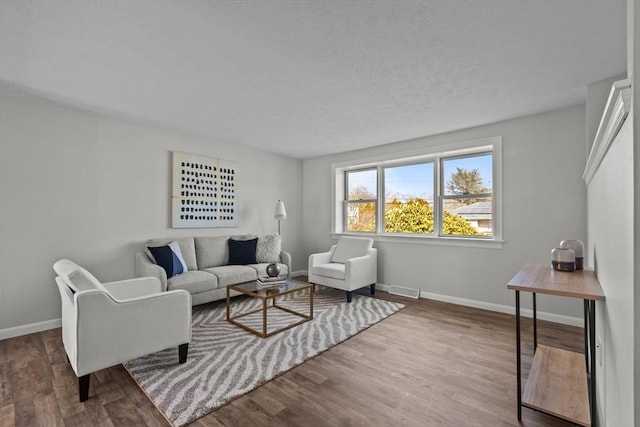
378,165 -> 385,234
434,156 -> 443,236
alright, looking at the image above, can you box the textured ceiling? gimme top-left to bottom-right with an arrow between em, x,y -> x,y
0,0 -> 627,159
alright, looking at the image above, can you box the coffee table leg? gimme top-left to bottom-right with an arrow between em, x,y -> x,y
310,285 -> 314,318
263,298 -> 267,337
226,286 -> 230,321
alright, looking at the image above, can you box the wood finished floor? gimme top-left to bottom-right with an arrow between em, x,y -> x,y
0,286 -> 584,426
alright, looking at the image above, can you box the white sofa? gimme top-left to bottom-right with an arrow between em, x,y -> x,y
53,259 -> 191,402
308,236 -> 377,303
135,235 -> 291,305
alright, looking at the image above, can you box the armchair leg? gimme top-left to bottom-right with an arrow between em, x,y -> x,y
346,291 -> 353,303
79,374 -> 90,402
370,283 -> 376,295
179,343 -> 189,364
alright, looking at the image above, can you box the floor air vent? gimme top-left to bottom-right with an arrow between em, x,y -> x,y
388,285 -> 420,299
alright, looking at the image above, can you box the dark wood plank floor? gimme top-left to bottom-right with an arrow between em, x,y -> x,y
1,285 -> 584,426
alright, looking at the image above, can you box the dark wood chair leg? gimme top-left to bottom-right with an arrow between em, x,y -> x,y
79,374 -> 90,402
346,291 -> 353,303
370,283 -> 376,295
179,343 -> 189,364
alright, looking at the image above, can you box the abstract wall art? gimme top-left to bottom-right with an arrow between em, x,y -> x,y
171,151 -> 239,228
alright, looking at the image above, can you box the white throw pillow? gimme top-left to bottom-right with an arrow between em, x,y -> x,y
256,234 -> 281,263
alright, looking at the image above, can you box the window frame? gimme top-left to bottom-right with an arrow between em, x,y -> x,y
331,136 -> 503,248
438,152 -> 494,238
382,159 -> 436,236
344,167 -> 378,233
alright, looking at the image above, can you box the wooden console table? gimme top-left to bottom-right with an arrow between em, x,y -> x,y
507,263 -> 605,426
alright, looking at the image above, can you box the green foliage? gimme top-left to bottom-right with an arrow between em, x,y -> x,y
384,198 -> 433,233
446,168 -> 488,205
442,211 -> 480,236
384,198 -> 479,235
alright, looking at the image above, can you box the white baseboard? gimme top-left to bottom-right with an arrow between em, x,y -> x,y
0,282 -> 581,340
291,270 -> 308,277
0,318 -> 61,340
377,283 -> 582,327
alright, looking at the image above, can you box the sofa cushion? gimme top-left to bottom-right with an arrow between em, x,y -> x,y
311,263 -> 346,280
203,265 -> 257,287
146,237 -> 198,270
195,236 -> 229,268
228,238 -> 258,265
331,237 -> 373,264
53,259 -> 103,293
248,263 -> 288,278
256,234 -> 281,263
147,241 -> 188,278
167,270 -> 219,294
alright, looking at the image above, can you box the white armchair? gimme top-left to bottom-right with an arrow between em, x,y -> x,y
53,259 -> 192,402
308,236 -> 377,303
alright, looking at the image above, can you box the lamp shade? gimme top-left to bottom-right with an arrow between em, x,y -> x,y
274,200 -> 287,220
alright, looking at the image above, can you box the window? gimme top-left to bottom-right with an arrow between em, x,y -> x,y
345,168 -> 377,232
333,137 -> 502,246
441,153 -> 493,237
384,162 -> 434,234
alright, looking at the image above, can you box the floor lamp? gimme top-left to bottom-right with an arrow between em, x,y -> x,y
274,200 -> 287,235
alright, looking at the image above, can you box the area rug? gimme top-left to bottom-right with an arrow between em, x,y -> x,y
123,286 -> 405,426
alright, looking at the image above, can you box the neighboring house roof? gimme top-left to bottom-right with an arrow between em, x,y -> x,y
450,202 -> 492,220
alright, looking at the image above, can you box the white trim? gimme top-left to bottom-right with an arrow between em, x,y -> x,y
0,318 -> 61,340
290,270 -> 307,278
583,78 -> 632,184
331,136 -> 503,244
0,286 -> 581,339
331,232 -> 504,249
376,283 -> 582,327
331,136 -> 501,170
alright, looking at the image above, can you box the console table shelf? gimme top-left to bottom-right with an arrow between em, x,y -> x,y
507,263 -> 605,426
522,345 -> 590,425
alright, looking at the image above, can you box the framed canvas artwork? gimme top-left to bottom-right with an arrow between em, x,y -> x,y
171,151 -> 239,228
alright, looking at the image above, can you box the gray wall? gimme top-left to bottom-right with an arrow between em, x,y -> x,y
303,105 -> 587,319
587,117 -> 633,427
0,93 -> 304,335
586,3 -> 640,424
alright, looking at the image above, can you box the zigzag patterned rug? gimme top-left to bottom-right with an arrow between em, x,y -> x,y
123,286 -> 405,426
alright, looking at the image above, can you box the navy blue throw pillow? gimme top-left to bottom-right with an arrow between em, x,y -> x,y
228,238 -> 258,265
147,241 -> 188,278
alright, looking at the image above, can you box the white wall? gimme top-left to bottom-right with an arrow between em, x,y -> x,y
629,0 -> 640,424
587,118 -> 633,427
585,2 -> 639,425
0,93 -> 304,335
303,105 -> 587,319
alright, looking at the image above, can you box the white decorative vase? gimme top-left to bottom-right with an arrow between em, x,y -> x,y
560,240 -> 584,270
551,247 -> 575,272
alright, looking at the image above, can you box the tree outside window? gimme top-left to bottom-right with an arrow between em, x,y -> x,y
338,142 -> 498,240
441,153 -> 493,236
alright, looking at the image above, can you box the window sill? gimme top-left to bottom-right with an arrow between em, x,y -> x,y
330,232 -> 504,249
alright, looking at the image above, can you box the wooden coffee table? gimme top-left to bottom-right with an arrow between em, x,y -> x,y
226,280 -> 314,338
